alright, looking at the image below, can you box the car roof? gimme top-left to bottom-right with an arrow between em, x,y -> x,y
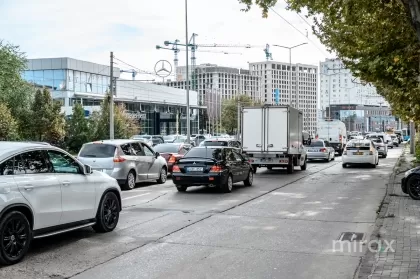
86,139 -> 142,146
348,139 -> 372,144
204,138 -> 234,141
0,141 -> 60,162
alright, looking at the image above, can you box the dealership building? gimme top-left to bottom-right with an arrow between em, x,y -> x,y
22,58 -> 202,135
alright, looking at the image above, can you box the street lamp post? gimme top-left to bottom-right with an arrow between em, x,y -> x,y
273,43 -> 307,107
185,0 -> 190,142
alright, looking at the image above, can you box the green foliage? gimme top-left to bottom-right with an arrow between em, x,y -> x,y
65,103 -> 93,153
30,89 -> 66,143
237,0 -> 278,17
0,103 -> 18,141
221,95 -> 256,134
91,93 -> 140,140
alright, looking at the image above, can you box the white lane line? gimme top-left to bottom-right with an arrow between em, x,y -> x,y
122,193 -> 151,200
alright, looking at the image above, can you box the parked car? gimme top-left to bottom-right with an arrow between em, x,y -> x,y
172,147 -> 253,193
153,143 -> 190,173
390,134 -> 399,147
0,142 -> 122,265
131,135 -> 154,146
151,135 -> 165,146
77,140 -> 168,190
305,139 -> 335,162
163,135 -> 182,143
401,166 -> 420,199
342,139 -> 379,168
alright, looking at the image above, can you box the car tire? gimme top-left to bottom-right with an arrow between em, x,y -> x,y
244,170 -> 253,186
383,154 -> 387,158
176,185 -> 188,192
267,166 -> 273,170
252,165 -> 257,173
122,171 -> 136,190
92,192 -> 120,233
376,158 -> 379,165
407,175 -> 420,200
156,167 -> 167,184
300,157 -> 307,170
371,163 -> 376,168
342,163 -> 347,168
0,211 -> 32,265
221,174 -> 233,193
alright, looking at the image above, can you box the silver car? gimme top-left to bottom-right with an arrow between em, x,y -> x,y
77,140 -> 168,190
305,139 -> 335,162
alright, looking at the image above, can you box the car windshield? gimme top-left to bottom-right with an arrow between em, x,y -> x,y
347,141 -> 370,147
202,140 -> 228,146
308,141 -> 324,147
173,137 -> 186,143
371,138 -> 382,143
184,148 -> 223,160
79,144 -> 116,158
164,136 -> 175,141
153,144 -> 180,153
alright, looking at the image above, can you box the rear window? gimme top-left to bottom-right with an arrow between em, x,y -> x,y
79,144 -> 116,158
164,136 -> 175,140
371,138 -> 382,143
184,148 -> 223,160
153,144 -> 180,153
203,140 -> 228,146
308,141 -> 324,147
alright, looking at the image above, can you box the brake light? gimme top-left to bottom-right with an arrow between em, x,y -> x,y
172,165 -> 181,172
339,135 -> 342,141
168,155 -> 176,163
210,165 -> 223,172
113,156 -> 126,163
320,148 -> 327,152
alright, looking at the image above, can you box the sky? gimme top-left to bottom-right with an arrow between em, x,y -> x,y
0,0 -> 334,81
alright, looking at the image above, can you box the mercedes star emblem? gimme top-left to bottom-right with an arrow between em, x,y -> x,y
154,60 -> 172,78
193,162 -> 196,165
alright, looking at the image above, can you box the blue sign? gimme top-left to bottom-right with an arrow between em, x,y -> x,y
84,110 -> 90,117
274,89 -> 280,105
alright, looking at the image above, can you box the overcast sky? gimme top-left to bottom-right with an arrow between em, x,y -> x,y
0,0 -> 333,80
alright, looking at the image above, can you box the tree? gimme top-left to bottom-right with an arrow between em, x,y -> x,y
0,103 -> 18,141
0,41 -> 35,137
30,88 -> 66,143
221,95 -> 255,134
65,103 -> 93,153
91,93 -> 140,140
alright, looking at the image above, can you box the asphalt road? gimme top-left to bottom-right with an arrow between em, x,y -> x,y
0,147 -> 401,279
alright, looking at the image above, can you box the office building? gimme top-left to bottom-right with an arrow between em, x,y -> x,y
22,57 -> 202,135
319,58 -> 389,112
248,61 -> 318,135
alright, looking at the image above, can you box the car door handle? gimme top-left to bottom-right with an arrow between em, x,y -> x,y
23,185 -> 34,191
62,181 -> 71,186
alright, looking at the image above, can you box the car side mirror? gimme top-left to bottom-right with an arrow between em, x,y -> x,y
84,164 -> 92,174
155,152 -> 160,158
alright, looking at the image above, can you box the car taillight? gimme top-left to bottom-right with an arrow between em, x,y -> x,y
168,155 -> 176,163
113,156 -> 126,163
210,165 -> 222,172
320,148 -> 327,152
172,165 -> 181,172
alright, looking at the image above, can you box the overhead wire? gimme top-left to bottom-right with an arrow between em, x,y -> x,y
269,7 -> 330,57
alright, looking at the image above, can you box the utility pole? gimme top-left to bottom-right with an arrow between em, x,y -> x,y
237,101 -> 241,140
109,51 -> 114,140
185,0 -> 191,142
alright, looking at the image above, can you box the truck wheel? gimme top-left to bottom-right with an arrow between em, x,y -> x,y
267,166 -> 273,170
300,158 -> 307,171
287,156 -> 294,174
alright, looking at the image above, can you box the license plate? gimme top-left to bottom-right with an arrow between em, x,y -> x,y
309,149 -> 317,152
188,167 -> 203,172
353,152 -> 363,155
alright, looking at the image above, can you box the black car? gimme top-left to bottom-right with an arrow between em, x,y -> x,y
401,166 -> 420,199
172,147 -> 253,193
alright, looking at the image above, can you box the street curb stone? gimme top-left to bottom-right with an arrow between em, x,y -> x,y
356,145 -> 406,279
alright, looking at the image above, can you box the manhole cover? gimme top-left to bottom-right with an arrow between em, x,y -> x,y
338,232 -> 364,242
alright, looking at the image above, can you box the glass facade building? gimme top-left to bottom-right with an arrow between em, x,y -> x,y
23,58 -> 202,135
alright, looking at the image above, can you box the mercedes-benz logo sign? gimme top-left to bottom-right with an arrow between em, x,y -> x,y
154,60 -> 172,77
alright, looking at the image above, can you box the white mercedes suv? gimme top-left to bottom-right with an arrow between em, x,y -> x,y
0,142 -> 122,265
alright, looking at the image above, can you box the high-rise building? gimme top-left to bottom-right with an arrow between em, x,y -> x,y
248,61 -> 318,135
162,63 -> 262,105
319,58 -> 388,113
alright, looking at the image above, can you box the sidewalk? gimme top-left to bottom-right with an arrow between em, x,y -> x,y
358,145 -> 420,279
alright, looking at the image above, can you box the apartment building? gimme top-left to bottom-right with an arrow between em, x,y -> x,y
248,61 -> 318,135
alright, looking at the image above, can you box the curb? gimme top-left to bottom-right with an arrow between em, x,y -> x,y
354,144 -> 406,278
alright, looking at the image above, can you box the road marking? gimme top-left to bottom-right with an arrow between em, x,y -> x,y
122,193 -> 151,200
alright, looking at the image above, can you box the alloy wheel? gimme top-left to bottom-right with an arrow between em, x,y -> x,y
1,218 -> 29,260
103,197 -> 119,229
409,179 -> 420,198
248,171 -> 253,185
160,168 -> 167,183
127,172 -> 135,189
228,176 -> 233,191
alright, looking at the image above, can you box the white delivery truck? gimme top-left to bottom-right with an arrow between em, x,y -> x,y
241,105 -> 307,174
317,119 -> 347,155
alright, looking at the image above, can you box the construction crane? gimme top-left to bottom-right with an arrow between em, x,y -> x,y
196,43 -> 273,61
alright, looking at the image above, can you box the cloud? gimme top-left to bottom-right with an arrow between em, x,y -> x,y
0,0 -> 332,80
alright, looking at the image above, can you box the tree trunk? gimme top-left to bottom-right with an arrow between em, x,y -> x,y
401,0 -> 420,42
